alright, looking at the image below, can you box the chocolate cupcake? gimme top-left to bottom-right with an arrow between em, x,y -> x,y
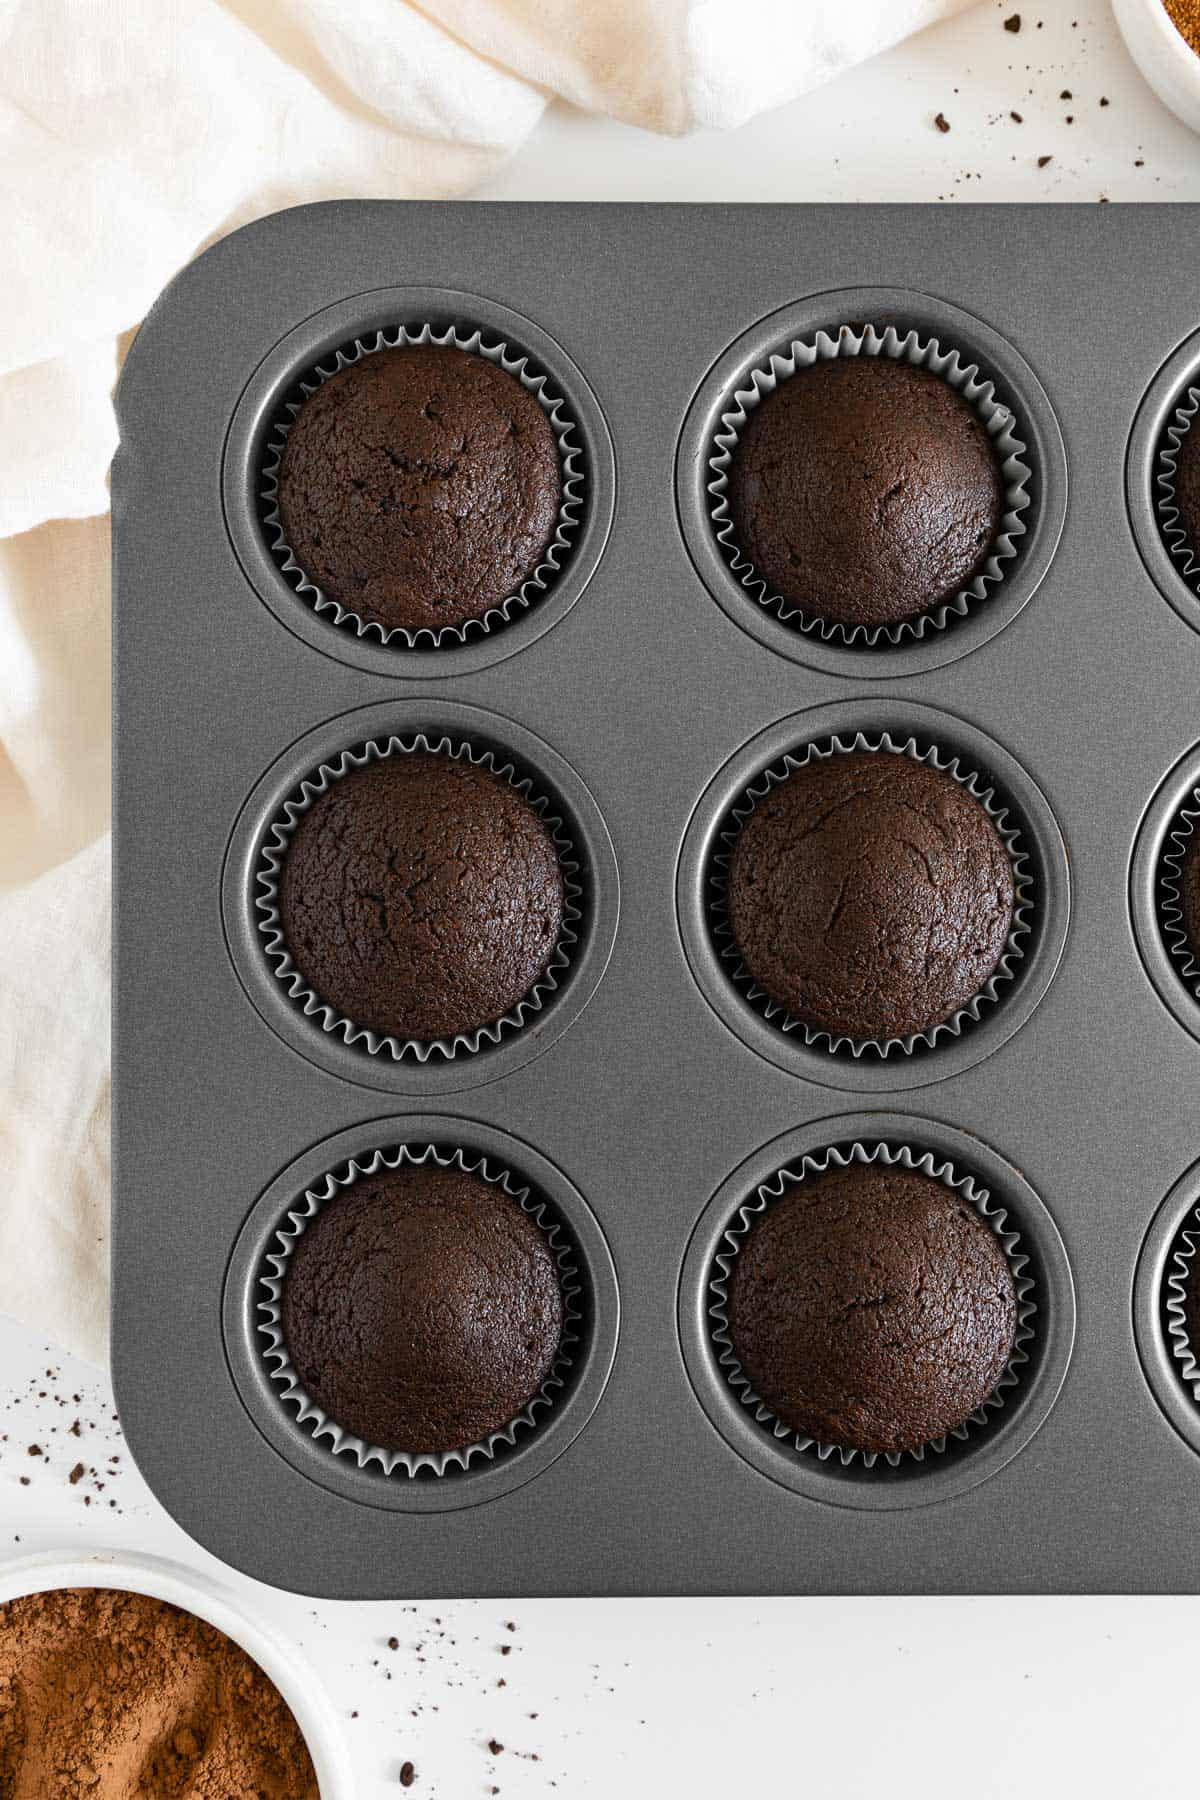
725,356 -> 1004,632
725,1159 -> 1019,1456
274,748 -> 566,1046
725,748 -> 1017,1045
1179,831 -> 1200,963
1166,404 -> 1200,565
1183,1246 -> 1200,1368
1157,794 -> 1200,995
275,344 -> 562,636
1164,1210 -> 1200,1398
280,1162 -> 566,1456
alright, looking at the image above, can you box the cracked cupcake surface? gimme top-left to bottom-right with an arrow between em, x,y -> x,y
726,1162 -> 1018,1456
277,751 -> 564,1043
281,1164 -> 565,1455
276,344 -> 561,634
727,357 -> 1003,630
726,750 -> 1015,1044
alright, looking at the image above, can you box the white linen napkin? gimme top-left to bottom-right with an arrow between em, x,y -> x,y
0,0 -> 974,1363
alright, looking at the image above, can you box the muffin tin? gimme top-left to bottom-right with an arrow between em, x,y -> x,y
113,202 -> 1200,1596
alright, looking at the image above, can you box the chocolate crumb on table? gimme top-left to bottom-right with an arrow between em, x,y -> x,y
934,111 -> 951,132
399,1761 -> 416,1787
1004,11 -> 1021,27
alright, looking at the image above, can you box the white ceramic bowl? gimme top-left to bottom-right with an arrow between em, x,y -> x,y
1113,0 -> 1200,134
0,1549 -> 351,1797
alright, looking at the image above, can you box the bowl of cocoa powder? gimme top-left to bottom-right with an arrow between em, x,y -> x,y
1113,0 -> 1200,132
0,1551 -> 350,1797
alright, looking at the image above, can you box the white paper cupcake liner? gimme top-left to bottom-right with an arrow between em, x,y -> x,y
255,732 -> 583,1062
256,1143 -> 582,1478
1158,787 -> 1200,994
708,1140 -> 1036,1470
259,322 -> 586,649
706,321 -> 1032,647
707,731 -> 1033,1059
1155,384 -> 1200,588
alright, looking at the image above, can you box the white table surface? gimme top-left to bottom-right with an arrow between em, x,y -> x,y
5,3 -> 1200,1795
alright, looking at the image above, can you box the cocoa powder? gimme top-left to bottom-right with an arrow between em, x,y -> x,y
1164,0 -> 1200,55
0,1587 -> 318,1798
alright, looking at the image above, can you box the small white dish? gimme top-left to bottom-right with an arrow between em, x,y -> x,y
1113,0 -> 1200,134
0,1548 -> 351,1797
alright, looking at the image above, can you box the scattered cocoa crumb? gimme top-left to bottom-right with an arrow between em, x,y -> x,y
26,1445 -> 41,1457
1011,110 -> 1023,121
399,1761 -> 416,1787
387,1637 -> 399,1651
934,112 -> 951,133
1135,158 -> 1145,167
1004,11 -> 1021,28
1038,155 -> 1053,167
1100,96 -> 1109,105
68,1463 -> 85,1486
500,1645 -> 511,1656
1060,88 -> 1072,98
505,1623 -> 516,1633
18,1477 -> 29,1487
488,1740 -> 504,1756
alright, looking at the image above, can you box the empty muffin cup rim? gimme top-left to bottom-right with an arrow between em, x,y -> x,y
705,320 -> 1033,649
254,730 -> 583,1063
256,1142 -> 582,1478
707,1139 -> 1035,1470
1154,383 -> 1200,587
706,729 -> 1033,1059
259,322 -> 586,650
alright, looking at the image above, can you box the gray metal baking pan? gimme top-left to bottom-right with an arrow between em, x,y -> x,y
113,201 -> 1200,1596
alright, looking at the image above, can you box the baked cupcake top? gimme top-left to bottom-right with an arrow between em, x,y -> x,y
726,357 -> 1004,631
281,1163 -> 566,1455
1171,416 -> 1200,564
726,750 -> 1016,1044
278,751 -> 565,1044
276,345 -> 562,635
726,1160 -> 1018,1456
